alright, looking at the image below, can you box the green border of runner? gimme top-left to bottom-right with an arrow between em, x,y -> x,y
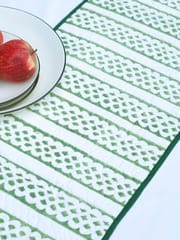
54,0 -> 88,31
102,132 -> 180,239
54,1 -> 180,239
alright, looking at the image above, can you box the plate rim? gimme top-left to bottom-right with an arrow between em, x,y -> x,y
0,5 -> 66,114
0,75 -> 39,110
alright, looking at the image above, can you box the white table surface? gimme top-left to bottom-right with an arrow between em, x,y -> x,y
0,1 -> 179,239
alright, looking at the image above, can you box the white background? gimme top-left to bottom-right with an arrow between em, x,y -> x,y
0,1 -> 179,239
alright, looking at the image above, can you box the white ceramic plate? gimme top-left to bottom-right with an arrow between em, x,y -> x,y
0,6 -> 65,114
0,31 -> 40,110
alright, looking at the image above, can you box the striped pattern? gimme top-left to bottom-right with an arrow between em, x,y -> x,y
89,0 -> 180,39
153,0 -> 180,11
59,29 -> 180,106
139,0 -> 180,13
0,0 -> 180,239
67,6 -> 180,70
0,209 -> 53,240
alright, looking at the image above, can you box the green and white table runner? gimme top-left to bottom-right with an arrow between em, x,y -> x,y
0,0 -> 180,239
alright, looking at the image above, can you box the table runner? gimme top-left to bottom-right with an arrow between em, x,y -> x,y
0,0 -> 180,239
